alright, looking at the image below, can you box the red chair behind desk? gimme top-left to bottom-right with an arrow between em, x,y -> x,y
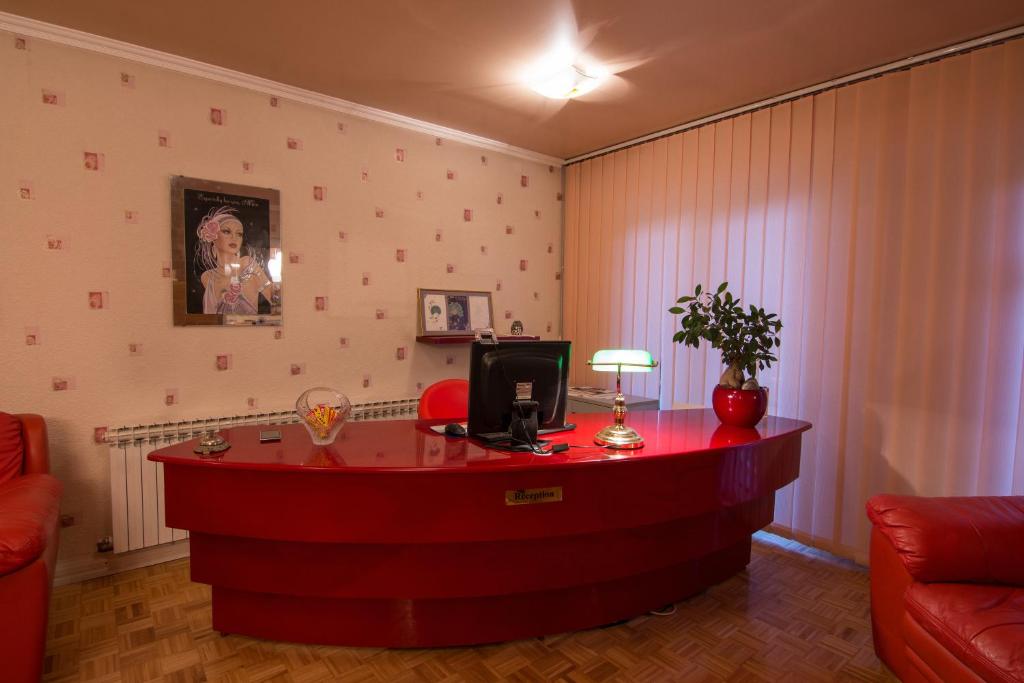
866,494 -> 1024,683
0,413 -> 63,683
418,379 -> 470,420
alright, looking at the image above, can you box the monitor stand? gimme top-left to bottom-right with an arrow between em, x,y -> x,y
475,400 -> 551,453
509,399 -> 539,447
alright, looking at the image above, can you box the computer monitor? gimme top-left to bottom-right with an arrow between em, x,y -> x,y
467,339 -> 572,450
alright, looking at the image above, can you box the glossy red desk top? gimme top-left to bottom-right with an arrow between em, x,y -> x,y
149,409 -> 810,473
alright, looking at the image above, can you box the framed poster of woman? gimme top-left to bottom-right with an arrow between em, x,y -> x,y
171,176 -> 282,326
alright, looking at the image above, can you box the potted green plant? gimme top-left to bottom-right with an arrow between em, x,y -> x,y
669,282 -> 782,427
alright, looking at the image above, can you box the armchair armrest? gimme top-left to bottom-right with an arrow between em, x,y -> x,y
866,494 -> 1024,584
14,415 -> 49,475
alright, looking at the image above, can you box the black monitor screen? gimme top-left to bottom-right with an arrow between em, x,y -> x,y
467,340 -> 570,437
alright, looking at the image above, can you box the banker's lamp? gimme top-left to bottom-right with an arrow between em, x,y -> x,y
587,349 -> 658,449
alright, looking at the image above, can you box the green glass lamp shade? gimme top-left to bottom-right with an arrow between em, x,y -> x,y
589,349 -> 656,372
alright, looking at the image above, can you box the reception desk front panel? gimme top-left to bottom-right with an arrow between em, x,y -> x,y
151,409 -> 810,647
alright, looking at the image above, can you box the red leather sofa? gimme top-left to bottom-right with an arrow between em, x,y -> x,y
0,413 -> 63,683
866,494 -> 1024,682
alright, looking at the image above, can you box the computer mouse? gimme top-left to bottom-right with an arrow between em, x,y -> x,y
444,423 -> 467,437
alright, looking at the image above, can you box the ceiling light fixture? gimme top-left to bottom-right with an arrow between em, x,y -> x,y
525,46 -> 607,99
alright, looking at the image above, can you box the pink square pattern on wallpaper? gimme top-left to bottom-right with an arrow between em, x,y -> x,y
6,40 -> 561,446
51,377 -> 75,391
83,152 -> 105,171
41,89 -> 65,106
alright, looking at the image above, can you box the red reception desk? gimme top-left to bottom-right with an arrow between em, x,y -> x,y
150,409 -> 810,647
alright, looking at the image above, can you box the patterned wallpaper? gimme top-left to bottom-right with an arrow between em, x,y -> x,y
0,30 -> 563,569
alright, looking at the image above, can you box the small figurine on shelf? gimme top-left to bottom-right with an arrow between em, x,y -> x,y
510,320 -> 524,336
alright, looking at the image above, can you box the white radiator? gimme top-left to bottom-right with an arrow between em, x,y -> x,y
106,398 -> 419,553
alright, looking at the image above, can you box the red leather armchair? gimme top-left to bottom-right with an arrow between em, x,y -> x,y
0,413 -> 63,683
866,495 -> 1024,682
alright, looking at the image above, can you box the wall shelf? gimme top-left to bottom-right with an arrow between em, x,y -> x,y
415,335 -> 540,345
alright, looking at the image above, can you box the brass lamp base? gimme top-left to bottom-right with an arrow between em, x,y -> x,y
594,423 -> 645,449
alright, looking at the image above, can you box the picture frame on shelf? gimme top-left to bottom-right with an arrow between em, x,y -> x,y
417,288 -> 493,337
171,175 -> 282,326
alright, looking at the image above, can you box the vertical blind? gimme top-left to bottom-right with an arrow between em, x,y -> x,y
563,39 -> 1024,562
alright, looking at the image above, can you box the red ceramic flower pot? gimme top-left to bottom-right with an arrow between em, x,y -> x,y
712,385 -> 769,428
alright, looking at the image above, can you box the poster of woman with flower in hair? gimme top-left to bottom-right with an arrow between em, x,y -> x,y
171,176 -> 282,326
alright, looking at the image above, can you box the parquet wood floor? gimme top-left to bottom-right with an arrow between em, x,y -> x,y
43,532 -> 894,682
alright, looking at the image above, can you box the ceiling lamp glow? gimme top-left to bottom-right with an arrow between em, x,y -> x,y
529,63 -> 604,99
525,46 -> 607,99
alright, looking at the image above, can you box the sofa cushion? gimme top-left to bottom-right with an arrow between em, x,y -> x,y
0,413 -> 23,485
905,582 -> 1024,683
0,474 -> 62,575
866,495 -> 1024,584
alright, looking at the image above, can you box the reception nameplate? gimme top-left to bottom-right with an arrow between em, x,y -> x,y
505,487 -> 563,506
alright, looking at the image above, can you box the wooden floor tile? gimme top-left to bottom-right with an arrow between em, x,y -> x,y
45,532 -> 894,682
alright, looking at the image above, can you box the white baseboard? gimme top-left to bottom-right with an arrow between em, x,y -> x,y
54,539 -> 190,586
